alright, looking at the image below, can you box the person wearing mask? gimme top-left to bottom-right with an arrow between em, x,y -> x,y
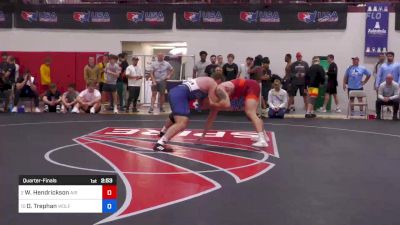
103,54 -> 121,114
239,57 -> 253,80
117,53 -> 129,110
149,53 -> 174,113
268,79 -> 288,119
376,74 -> 399,120
125,56 -> 143,113
205,55 -> 218,77
222,54 -> 239,81
375,52 -> 399,89
289,52 -> 309,112
318,54 -> 341,113
12,70 -> 40,113
343,57 -> 371,116
84,56 -> 100,87
305,57 -> 325,118
193,51 -> 209,78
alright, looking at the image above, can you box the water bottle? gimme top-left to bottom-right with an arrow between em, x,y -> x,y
18,105 -> 25,113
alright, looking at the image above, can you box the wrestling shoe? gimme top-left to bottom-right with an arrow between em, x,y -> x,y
153,143 -> 173,152
252,140 -> 268,148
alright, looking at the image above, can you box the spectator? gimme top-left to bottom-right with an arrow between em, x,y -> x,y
117,53 -> 129,110
125,56 -> 143,113
319,54 -> 341,113
84,56 -> 100,87
40,57 -> 52,92
72,81 -> 101,114
305,56 -> 325,118
343,57 -> 371,116
222,53 -> 239,81
61,84 -> 79,113
289,52 -> 309,112
373,53 -> 386,90
193,51 -> 209,78
12,70 -> 40,113
282,53 -> 292,92
376,74 -> 399,120
149,53 -> 174,113
43,83 -> 62,113
268,79 -> 288,119
375,52 -> 399,89
13,57 -> 20,83
239,57 -> 253,79
97,54 -> 109,94
103,54 -> 121,114
217,55 -> 224,67
261,57 -> 272,114
0,52 -> 7,68
249,55 -> 263,81
0,55 -> 16,112
205,55 -> 218,77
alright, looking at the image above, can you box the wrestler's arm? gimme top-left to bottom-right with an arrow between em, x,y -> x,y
199,108 -> 219,139
209,86 -> 230,109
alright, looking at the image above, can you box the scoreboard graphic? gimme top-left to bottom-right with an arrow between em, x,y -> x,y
18,175 -> 117,213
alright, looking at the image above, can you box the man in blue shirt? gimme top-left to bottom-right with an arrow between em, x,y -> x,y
375,52 -> 400,89
343,57 -> 371,116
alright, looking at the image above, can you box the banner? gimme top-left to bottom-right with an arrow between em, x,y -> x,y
0,3 -> 13,29
176,4 -> 347,30
14,4 -> 173,29
365,3 -> 389,57
396,5 -> 400,30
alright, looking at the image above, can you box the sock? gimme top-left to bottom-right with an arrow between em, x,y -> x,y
157,136 -> 168,145
258,132 -> 266,142
161,126 -> 167,133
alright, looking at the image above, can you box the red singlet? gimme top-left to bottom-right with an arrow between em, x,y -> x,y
230,79 -> 260,101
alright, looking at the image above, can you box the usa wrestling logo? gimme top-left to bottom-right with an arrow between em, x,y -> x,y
240,11 -> 280,23
45,127 -> 279,224
21,11 -> 57,23
73,11 -> 110,23
183,11 -> 222,23
298,11 -> 339,24
127,11 -> 164,23
21,11 -> 38,22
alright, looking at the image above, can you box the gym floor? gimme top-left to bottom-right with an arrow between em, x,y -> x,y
1,113 -> 399,225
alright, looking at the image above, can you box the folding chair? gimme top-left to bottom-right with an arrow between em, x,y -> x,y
347,90 -> 368,119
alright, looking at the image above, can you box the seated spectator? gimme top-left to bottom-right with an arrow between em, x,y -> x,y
72,81 -> 101,114
43,83 -> 62,113
125,56 -> 143,113
376,74 -> 399,120
12,70 -> 40,113
61,84 -> 79,113
268,79 -> 288,119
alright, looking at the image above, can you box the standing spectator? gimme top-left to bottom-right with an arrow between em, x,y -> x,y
239,57 -> 253,79
40,57 -> 52,93
205,55 -> 218,77
282,53 -> 292,93
373,53 -> 386,90
61,84 -> 79,113
343,57 -> 371,116
0,52 -> 7,68
13,58 -> 20,83
84,56 -> 100,87
72,81 -> 102,114
289,52 -> 309,112
249,55 -> 263,81
217,55 -> 224,67
12,70 -> 40,113
103,54 -> 121,114
97,54 -> 109,94
305,57 -> 325,118
268,79 -> 288,119
376,74 -> 399,120
222,54 -> 239,81
375,52 -> 399,89
319,54 -> 341,113
125,56 -> 143,113
117,53 -> 129,110
149,53 -> 174,113
0,55 -> 16,111
43,83 -> 62,113
193,51 -> 209,78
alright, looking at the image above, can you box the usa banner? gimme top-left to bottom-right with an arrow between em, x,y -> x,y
396,4 -> 400,30
365,3 -> 389,57
0,3 -> 12,29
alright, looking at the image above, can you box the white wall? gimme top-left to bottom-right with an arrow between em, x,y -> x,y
1,13 -> 399,111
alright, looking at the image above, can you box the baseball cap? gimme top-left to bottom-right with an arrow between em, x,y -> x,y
296,52 -> 302,57
352,57 -> 359,60
132,56 -> 139,60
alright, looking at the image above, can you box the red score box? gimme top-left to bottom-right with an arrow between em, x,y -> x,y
102,185 -> 117,199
